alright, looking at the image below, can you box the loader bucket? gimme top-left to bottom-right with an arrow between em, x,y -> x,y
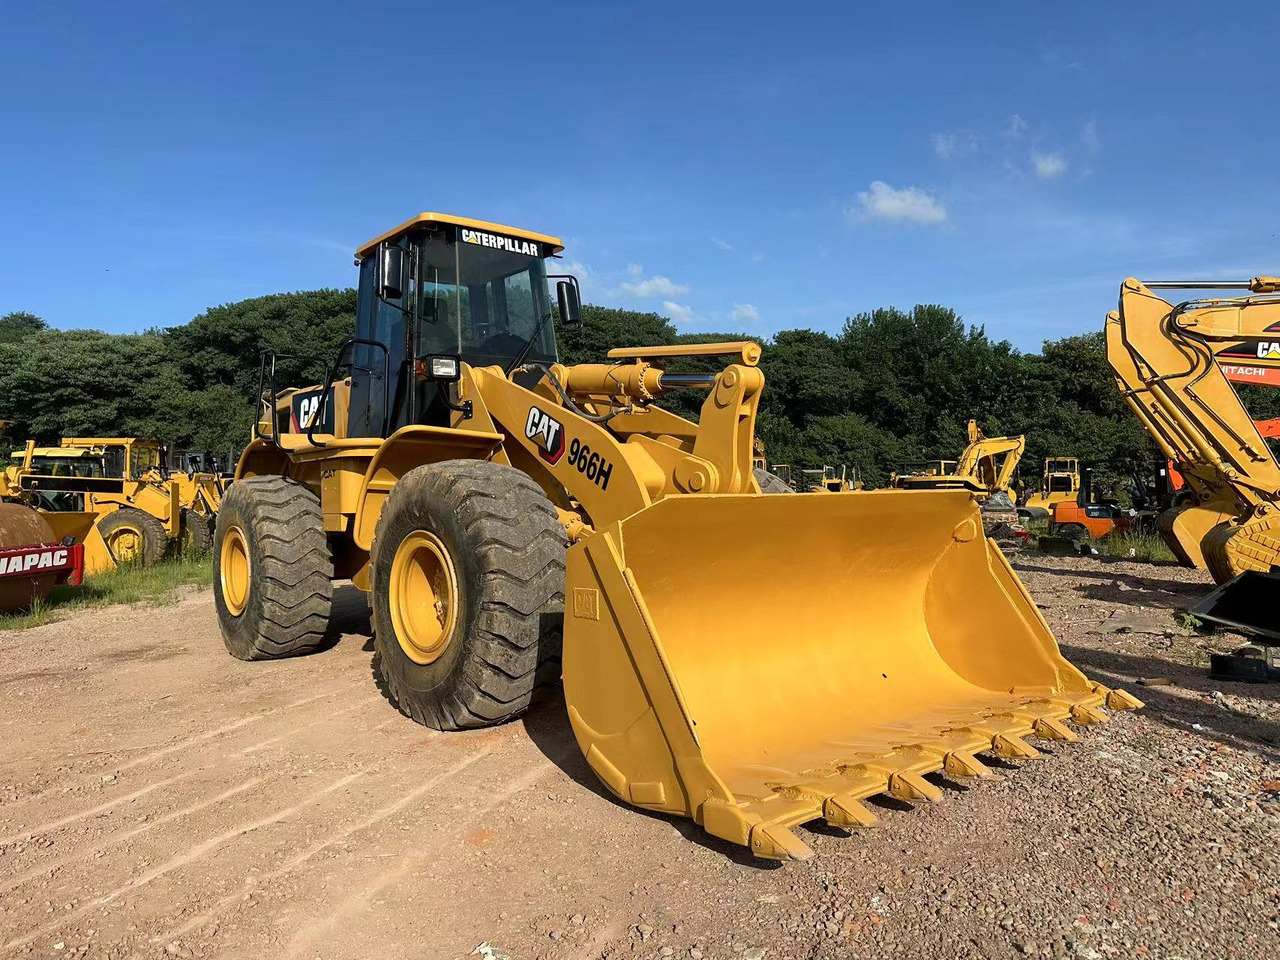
562,489 -> 1140,861
39,512 -> 115,577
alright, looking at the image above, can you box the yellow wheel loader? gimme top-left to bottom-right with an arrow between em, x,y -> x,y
5,436 -> 221,573
214,212 -> 1138,861
1021,458 -> 1081,520
1110,277 -> 1280,582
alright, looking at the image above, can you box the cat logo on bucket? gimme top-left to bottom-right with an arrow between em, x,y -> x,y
525,407 -> 566,464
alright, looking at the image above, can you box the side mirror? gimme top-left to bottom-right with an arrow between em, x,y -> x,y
379,244 -> 405,300
556,280 -> 582,327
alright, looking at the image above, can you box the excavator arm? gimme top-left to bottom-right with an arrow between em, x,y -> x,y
1114,277 -> 1280,579
955,433 -> 1026,495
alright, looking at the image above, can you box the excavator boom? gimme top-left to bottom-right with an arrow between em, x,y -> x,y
1111,278 -> 1280,580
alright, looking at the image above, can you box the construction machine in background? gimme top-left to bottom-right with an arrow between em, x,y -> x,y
892,420 -> 1025,499
4,436 -> 223,572
0,423 -> 95,612
1049,500 -> 1133,542
213,211 -> 1138,861
749,438 -> 795,493
891,419 -> 1027,545
1110,276 -> 1280,584
800,464 -> 862,492
1020,457 -> 1081,520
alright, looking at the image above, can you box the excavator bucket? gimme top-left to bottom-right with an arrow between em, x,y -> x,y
1157,496 -> 1238,570
562,489 -> 1140,860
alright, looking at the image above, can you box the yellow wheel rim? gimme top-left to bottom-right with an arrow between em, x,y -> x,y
106,524 -> 144,563
220,525 -> 251,617
389,530 -> 459,665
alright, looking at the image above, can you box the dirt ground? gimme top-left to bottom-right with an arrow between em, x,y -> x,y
1,554 -> 1277,960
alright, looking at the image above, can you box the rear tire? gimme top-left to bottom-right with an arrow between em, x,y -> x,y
371,460 -> 567,730
753,468 -> 794,494
97,507 -> 168,566
213,476 -> 333,661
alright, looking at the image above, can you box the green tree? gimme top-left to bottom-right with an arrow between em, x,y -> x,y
0,311 -> 48,344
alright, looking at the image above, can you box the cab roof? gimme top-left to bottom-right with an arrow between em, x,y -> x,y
356,213 -> 565,260
61,438 -> 154,448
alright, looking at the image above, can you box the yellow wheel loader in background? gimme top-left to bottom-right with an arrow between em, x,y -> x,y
1110,276 -> 1280,582
800,464 -> 861,492
4,436 -> 222,573
1021,458 -> 1081,520
214,212 -> 1138,861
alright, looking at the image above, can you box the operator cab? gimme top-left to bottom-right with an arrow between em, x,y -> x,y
348,213 -> 580,438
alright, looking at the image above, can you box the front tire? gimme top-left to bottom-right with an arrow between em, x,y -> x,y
97,507 -> 168,566
371,460 -> 567,730
213,476 -> 333,661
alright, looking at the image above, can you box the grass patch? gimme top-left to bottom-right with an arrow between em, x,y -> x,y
1176,611 -> 1204,631
0,552 -> 213,631
1023,517 -> 1051,539
1099,530 -> 1177,564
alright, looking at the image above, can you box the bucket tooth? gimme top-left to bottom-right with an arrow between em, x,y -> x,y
1070,702 -> 1109,725
749,822 -> 814,862
943,750 -> 998,780
824,792 -> 879,828
1033,717 -> 1078,742
1103,688 -> 1144,711
887,771 -> 943,803
992,733 -> 1041,759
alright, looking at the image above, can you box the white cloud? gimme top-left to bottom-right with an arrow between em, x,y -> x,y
619,264 -> 689,298
931,129 -> 978,160
848,181 -> 947,226
1031,151 -> 1069,179
1081,119 -> 1100,154
623,275 -> 689,297
1004,114 -> 1029,139
662,301 -> 693,324
731,303 -> 760,323
710,237 -> 734,251
550,259 -> 591,296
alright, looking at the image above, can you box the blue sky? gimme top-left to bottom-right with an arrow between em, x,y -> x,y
2,2 -> 1277,351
